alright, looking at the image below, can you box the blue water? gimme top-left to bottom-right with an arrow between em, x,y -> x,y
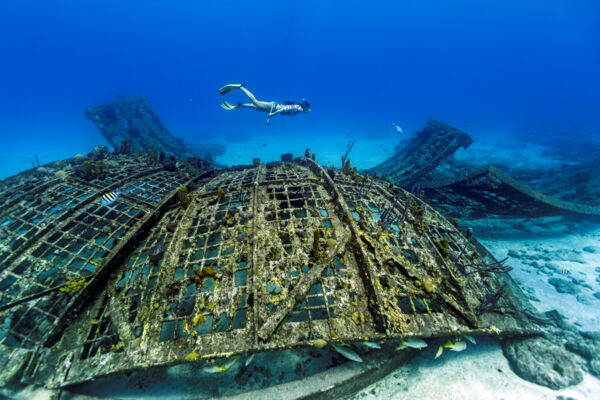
1,0 -> 599,179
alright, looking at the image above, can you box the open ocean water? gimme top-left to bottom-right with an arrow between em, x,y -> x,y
1,1 -> 600,399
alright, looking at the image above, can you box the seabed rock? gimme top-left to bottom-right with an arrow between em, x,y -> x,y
548,277 -> 580,295
582,246 -> 599,253
502,310 -> 600,389
502,337 -> 583,390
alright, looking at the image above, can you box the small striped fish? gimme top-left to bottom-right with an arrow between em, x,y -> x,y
100,188 -> 123,206
559,268 -> 569,275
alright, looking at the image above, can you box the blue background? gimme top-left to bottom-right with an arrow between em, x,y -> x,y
1,0 -> 599,174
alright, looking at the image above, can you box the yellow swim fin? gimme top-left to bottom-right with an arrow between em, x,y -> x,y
219,84 -> 243,95
221,101 -> 237,111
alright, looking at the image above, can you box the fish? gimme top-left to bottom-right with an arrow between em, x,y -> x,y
396,338 -> 428,350
184,352 -> 200,362
444,339 -> 467,352
559,268 -> 569,275
244,354 -> 255,367
392,123 -> 403,134
360,341 -> 381,349
100,188 -> 123,206
332,344 -> 363,362
435,346 -> 443,359
202,356 -> 240,373
464,335 -> 476,345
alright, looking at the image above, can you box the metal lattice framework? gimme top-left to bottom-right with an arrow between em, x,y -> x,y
423,165 -> 600,218
84,94 -> 195,158
368,118 -> 474,188
0,156 -> 540,389
0,156 -> 196,384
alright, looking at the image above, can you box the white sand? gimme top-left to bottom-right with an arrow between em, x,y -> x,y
480,222 -> 600,332
350,337 -> 600,400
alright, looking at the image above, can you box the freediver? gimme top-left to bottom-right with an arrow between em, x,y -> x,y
219,84 -> 310,126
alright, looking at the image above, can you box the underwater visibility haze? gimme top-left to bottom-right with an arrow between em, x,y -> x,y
1,1 -> 600,399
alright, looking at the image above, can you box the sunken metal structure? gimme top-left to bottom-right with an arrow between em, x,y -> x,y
368,118 -> 474,188
0,150 -> 542,390
422,165 -> 600,218
371,118 -> 600,218
84,94 -> 195,159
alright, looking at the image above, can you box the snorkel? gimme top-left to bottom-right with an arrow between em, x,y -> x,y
301,98 -> 311,112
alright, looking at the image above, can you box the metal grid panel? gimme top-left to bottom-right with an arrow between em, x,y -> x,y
39,205 -> 190,386
123,171 -> 188,206
423,165 -> 600,218
0,160 -> 167,268
84,94 -> 194,159
369,118 -> 473,187
0,180 -> 97,264
255,164 -> 374,343
0,169 -> 187,350
207,168 -> 256,191
79,294 -> 122,360
156,186 -> 254,343
109,210 -> 185,343
0,198 -> 147,348
334,174 -> 483,329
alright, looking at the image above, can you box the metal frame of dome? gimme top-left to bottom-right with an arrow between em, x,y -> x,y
0,153 -> 542,389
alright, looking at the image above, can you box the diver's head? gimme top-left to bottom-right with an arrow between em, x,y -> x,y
301,98 -> 311,113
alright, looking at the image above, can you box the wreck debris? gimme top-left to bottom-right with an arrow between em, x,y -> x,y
370,119 -> 600,218
84,94 -> 195,159
368,118 -> 473,188
508,157 -> 600,208
423,164 -> 600,218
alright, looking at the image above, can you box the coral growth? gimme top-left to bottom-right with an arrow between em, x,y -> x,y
59,277 -> 86,293
178,186 -> 192,208
434,239 -> 450,258
118,139 -> 133,154
312,229 -> 321,258
192,266 -> 216,283
54,170 -> 69,181
217,188 -> 226,202
82,160 -> 110,180
147,147 -> 159,163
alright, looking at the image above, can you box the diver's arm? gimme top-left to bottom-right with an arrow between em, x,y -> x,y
268,104 -> 282,117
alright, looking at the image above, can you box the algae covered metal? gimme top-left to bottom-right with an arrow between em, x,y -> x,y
368,118 -> 474,188
0,153 -> 540,388
84,94 -> 195,159
423,164 -> 600,218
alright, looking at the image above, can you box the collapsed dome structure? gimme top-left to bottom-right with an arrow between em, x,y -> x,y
0,150 -> 541,395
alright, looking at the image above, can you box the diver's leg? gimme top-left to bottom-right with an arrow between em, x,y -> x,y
239,86 -> 258,102
221,101 -> 262,111
238,87 -> 274,111
235,102 -> 261,110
